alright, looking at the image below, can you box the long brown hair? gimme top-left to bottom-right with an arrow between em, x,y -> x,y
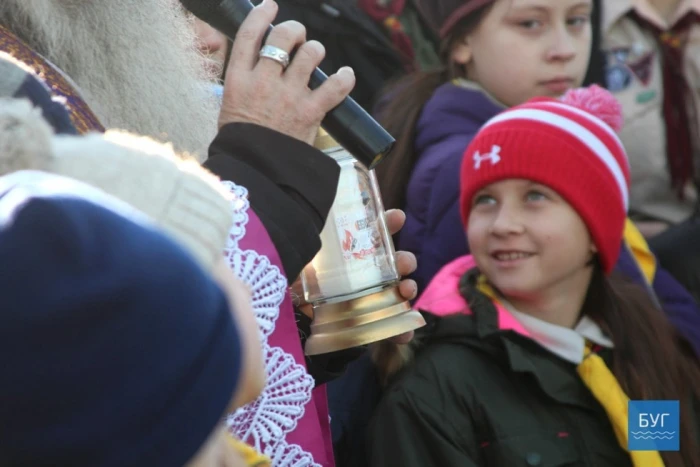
581,265 -> 700,466
374,5 -> 494,211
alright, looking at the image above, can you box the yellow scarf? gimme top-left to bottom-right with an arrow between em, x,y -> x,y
577,347 -> 664,466
623,219 -> 656,284
226,435 -> 271,467
476,278 -> 664,466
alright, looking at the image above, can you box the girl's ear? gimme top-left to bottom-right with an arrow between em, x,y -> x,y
450,36 -> 473,65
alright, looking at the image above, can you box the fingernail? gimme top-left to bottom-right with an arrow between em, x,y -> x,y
338,66 -> 355,77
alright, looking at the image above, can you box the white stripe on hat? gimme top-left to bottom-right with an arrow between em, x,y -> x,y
483,108 -> 629,209
0,170 -> 153,230
534,101 -> 628,166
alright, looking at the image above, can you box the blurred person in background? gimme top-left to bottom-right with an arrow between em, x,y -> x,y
599,0 -> 700,302
600,0 -> 700,237
271,0 -> 439,111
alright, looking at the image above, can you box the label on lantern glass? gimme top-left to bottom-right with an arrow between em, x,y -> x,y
306,154 -> 397,302
335,210 -> 377,263
327,189 -> 383,295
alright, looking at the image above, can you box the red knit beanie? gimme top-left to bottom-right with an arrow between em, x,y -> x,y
459,85 -> 630,274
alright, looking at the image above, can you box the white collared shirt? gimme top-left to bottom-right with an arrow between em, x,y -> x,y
499,299 -> 614,365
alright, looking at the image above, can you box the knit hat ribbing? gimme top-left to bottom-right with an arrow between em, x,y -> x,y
51,131 -> 233,271
0,171 -> 241,467
460,86 -> 630,273
0,99 -> 232,271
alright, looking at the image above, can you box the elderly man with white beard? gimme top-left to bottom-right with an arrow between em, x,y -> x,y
0,0 -> 224,156
0,1 -> 420,466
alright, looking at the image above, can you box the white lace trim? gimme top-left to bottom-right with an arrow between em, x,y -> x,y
220,181 -> 318,466
223,247 -> 286,341
226,344 -> 315,450
265,440 -> 322,467
220,180 -> 250,248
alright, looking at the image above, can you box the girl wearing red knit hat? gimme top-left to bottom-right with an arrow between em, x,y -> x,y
368,86 -> 700,467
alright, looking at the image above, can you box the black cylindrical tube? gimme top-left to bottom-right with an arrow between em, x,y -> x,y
183,0 -> 396,169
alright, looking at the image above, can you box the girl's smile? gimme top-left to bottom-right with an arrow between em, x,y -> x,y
489,249 -> 536,268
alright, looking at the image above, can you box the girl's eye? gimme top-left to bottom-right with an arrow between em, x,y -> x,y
473,194 -> 496,206
518,19 -> 543,30
526,190 -> 547,202
567,15 -> 590,27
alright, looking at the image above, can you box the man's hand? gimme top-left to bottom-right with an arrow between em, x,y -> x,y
291,209 -> 418,343
218,0 -> 355,145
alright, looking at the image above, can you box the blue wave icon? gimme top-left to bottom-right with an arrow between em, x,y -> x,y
630,431 -> 676,440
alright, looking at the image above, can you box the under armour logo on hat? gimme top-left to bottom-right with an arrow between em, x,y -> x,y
473,145 -> 502,170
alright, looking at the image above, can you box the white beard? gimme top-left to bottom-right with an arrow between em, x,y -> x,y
0,0 -> 221,160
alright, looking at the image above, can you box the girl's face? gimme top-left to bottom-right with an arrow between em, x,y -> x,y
453,0 -> 592,107
467,179 -> 596,303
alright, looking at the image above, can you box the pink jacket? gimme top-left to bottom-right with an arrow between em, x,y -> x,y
415,255 -> 528,335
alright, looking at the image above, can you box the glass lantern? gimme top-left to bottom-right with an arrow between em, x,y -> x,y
301,129 -> 425,356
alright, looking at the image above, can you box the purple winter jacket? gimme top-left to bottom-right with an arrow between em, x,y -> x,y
397,82 -> 503,294
396,82 -> 700,354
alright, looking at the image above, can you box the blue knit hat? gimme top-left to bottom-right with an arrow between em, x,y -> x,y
0,171 -> 242,466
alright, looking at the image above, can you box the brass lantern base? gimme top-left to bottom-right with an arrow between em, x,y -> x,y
304,285 -> 426,356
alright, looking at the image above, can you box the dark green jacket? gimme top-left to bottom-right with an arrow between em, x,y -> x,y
367,256 -> 674,466
367,312 -> 632,466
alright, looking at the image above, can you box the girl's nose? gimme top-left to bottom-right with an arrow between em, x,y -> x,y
546,30 -> 577,62
489,205 -> 526,236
